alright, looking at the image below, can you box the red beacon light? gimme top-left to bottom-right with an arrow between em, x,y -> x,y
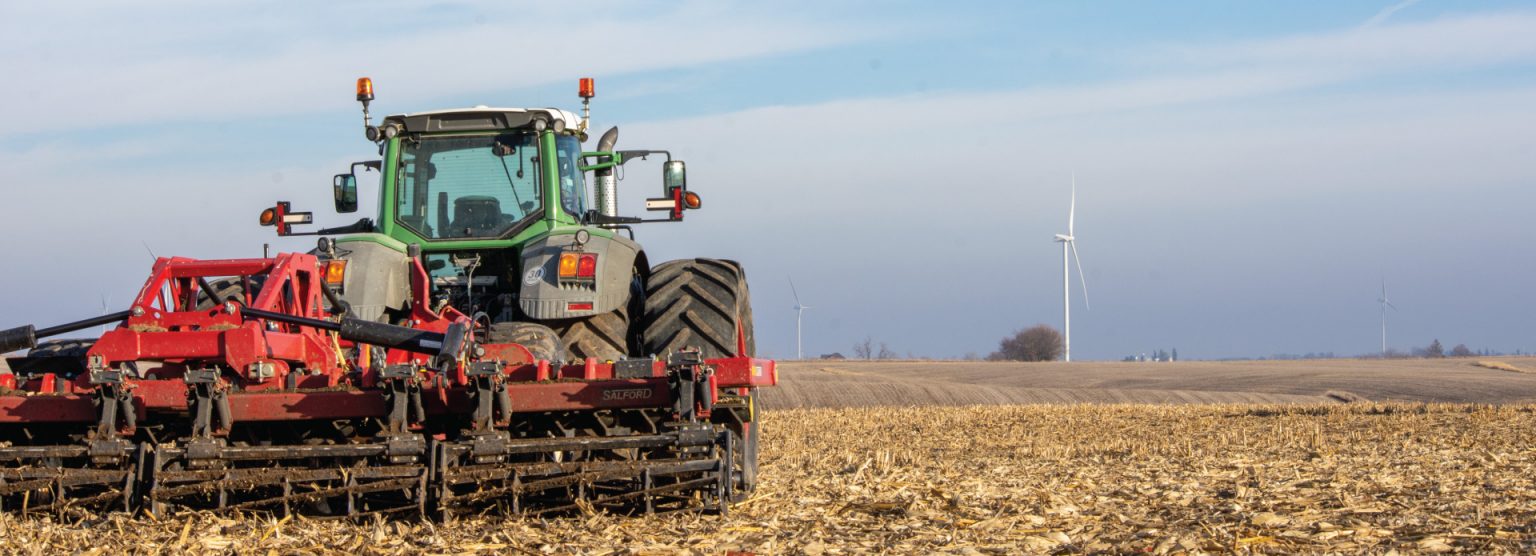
577,77 -> 596,133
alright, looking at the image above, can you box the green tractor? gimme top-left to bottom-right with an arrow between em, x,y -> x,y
263,76 -> 755,366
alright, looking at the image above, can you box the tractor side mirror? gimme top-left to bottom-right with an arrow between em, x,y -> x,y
333,174 -> 358,213
663,160 -> 686,194
646,160 -> 700,221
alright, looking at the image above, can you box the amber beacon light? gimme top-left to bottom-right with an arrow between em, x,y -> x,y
356,77 -> 374,102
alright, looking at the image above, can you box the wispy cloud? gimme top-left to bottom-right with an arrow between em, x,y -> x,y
0,2 -> 890,136
1361,0 -> 1422,28
1134,10 -> 1536,72
641,8 -> 1536,154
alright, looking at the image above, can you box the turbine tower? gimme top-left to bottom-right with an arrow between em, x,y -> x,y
1378,278 -> 1397,356
790,276 -> 811,360
1052,175 -> 1090,361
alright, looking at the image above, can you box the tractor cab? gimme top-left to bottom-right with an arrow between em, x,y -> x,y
258,78 -> 715,363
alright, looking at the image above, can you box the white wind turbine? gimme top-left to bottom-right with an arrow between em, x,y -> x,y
1052,175 -> 1090,362
1378,278 -> 1397,356
790,277 -> 812,360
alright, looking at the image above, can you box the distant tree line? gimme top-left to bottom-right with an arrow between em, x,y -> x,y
851,337 -> 898,360
987,325 -> 1063,362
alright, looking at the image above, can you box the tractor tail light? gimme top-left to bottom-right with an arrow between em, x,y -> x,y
558,253 -> 579,278
323,260 -> 348,287
577,254 -> 598,278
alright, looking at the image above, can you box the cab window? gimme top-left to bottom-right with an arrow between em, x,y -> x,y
396,133 -> 541,239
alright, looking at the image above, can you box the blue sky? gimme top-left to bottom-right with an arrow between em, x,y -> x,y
3,1 -> 1535,359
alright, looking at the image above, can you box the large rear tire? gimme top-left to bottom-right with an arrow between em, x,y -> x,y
546,308 -> 629,362
640,259 -> 755,359
25,339 -> 96,379
195,277 -> 264,310
28,339 -> 95,359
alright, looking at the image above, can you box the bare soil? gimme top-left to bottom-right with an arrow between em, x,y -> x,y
5,358 -> 1535,554
761,357 -> 1536,409
3,403 -> 1533,554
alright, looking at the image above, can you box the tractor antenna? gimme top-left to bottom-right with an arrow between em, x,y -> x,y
578,77 -> 595,133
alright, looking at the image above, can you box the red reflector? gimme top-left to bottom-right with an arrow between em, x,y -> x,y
576,254 -> 597,278
567,302 -> 594,311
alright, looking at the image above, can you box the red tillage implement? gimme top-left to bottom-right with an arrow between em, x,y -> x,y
0,252 -> 774,518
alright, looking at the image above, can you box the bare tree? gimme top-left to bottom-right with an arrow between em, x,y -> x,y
988,325 -> 1064,362
877,342 -> 897,360
853,337 -> 873,360
1450,343 -> 1473,357
1426,339 -> 1445,358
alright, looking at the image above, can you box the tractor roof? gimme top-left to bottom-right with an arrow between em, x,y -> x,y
383,107 -> 581,134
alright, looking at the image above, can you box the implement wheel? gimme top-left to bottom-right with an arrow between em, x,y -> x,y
733,404 -> 760,498
640,258 -> 755,359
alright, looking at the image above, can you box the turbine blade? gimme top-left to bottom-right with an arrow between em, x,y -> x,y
1070,240 -> 1089,310
789,276 -> 802,305
1068,173 -> 1077,236
1386,300 -> 1398,310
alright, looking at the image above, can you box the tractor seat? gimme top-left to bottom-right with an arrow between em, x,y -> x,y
450,196 -> 507,237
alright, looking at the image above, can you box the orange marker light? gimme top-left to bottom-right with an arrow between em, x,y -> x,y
683,192 -> 701,209
259,208 -> 276,226
356,77 -> 374,102
558,253 -> 579,278
324,259 -> 348,286
578,77 -> 595,99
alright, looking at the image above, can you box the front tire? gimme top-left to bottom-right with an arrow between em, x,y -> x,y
485,322 -> 568,362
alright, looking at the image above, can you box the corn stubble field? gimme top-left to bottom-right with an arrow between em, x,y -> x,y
4,358 -> 1536,554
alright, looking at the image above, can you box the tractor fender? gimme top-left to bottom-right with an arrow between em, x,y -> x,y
326,234 -> 413,323
517,232 -> 641,320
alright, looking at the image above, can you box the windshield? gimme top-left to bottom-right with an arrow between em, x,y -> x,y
396,133 -> 541,239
